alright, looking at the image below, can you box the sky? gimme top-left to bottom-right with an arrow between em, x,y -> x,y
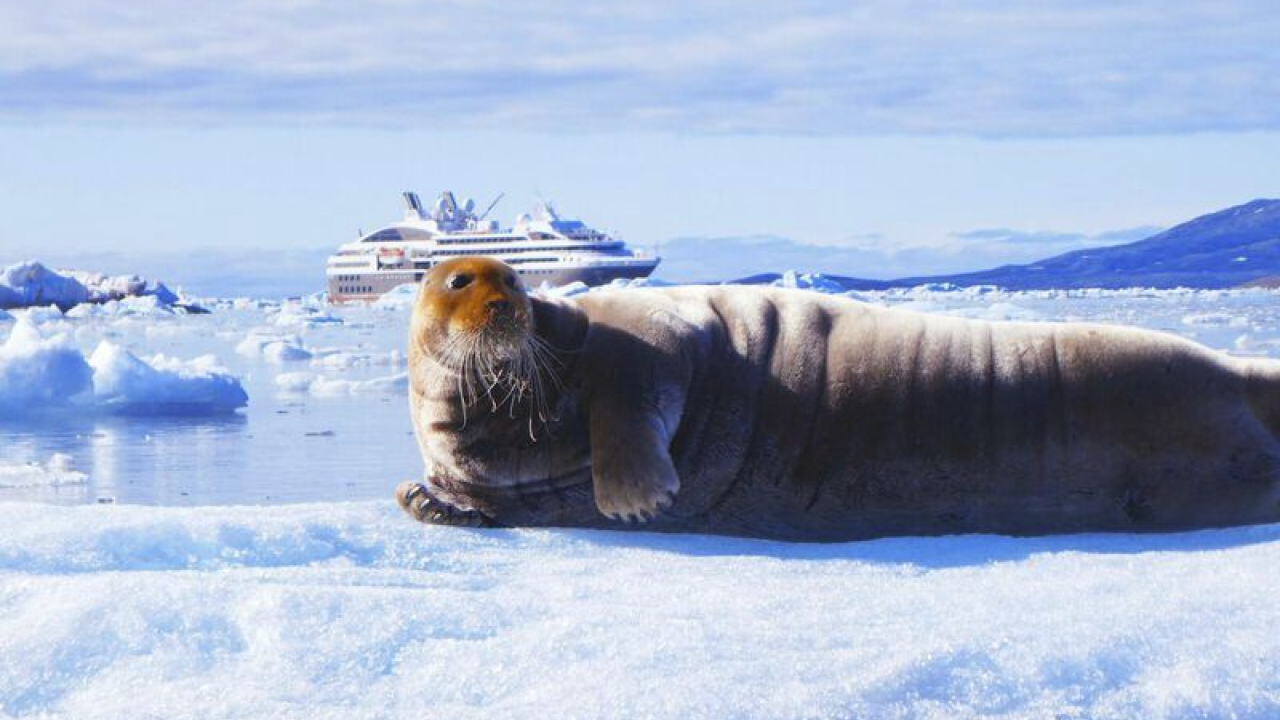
1,0 -> 1278,293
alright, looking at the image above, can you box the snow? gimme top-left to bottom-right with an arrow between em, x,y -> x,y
0,320 -> 247,415
0,501 -> 1277,719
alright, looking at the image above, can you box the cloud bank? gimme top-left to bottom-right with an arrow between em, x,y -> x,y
1,0 -> 1277,135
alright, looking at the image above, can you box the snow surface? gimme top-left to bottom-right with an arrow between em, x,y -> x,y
1,501 -> 1278,720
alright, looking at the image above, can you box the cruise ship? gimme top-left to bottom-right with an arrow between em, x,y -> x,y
326,191 -> 660,302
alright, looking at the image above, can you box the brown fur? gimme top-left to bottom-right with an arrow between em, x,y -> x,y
401,258 -> 1280,541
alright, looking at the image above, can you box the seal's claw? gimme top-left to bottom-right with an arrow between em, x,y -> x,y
396,481 -> 498,528
597,483 -> 676,524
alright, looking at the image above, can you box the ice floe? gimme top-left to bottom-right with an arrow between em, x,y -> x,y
309,348 -> 406,369
0,320 -> 94,411
373,283 -> 420,309
236,330 -> 313,363
0,260 -> 179,311
0,454 -> 88,488
0,320 -> 247,415
276,371 -> 408,396
89,343 -> 248,413
270,304 -> 344,328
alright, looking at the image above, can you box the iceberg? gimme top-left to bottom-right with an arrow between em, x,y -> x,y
0,260 -> 179,311
89,343 -> 249,414
0,321 -> 247,415
0,320 -> 94,412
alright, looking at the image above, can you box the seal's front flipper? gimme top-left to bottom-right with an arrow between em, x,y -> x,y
396,481 -> 498,528
588,401 -> 681,523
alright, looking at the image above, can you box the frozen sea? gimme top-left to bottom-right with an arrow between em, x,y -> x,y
3,281 -> 1280,719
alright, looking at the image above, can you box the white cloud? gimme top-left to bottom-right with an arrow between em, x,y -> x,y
0,0 -> 1277,135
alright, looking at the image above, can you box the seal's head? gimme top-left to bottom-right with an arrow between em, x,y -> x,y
412,257 -> 556,416
413,257 -> 533,356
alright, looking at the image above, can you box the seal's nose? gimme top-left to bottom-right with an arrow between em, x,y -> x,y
487,298 -> 513,314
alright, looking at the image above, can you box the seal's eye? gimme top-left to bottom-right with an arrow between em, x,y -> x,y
446,273 -> 473,291
505,274 -> 519,288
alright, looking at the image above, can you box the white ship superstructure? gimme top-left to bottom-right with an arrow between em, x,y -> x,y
326,191 -> 659,302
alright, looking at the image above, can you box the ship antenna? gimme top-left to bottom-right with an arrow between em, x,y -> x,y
478,192 -> 505,221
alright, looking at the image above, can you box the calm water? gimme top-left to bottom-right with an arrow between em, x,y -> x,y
0,301 -> 419,506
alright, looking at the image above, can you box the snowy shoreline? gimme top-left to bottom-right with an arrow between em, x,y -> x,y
1,500 -> 1278,719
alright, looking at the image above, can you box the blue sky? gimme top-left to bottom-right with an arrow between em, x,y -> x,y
1,0 -> 1277,292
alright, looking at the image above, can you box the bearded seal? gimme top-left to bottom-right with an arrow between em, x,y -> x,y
398,257 -> 1280,541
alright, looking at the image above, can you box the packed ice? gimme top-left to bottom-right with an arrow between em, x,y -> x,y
0,502 -> 1278,720
3,274 -> 1280,719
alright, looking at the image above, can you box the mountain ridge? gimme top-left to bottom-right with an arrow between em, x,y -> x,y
731,198 -> 1280,290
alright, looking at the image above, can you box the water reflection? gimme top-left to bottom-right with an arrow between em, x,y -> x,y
0,414 -> 247,505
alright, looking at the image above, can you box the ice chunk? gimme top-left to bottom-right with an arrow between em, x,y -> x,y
309,348 -> 405,369
0,260 -> 178,310
236,330 -> 313,363
374,283 -> 421,309
0,453 -> 88,488
276,371 -> 408,396
0,320 -> 94,411
538,281 -> 591,297
89,342 -> 248,413
11,305 -> 65,325
772,270 -> 847,293
944,301 -> 1045,322
1182,312 -> 1249,327
271,304 -> 344,328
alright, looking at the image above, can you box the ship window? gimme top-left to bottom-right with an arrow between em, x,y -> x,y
364,229 -> 403,243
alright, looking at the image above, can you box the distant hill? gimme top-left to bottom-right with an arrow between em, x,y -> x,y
732,199 -> 1280,290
